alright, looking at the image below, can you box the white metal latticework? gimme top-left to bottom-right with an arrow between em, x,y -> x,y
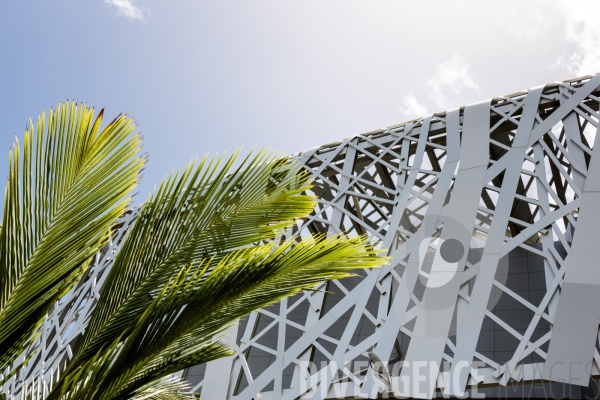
6,74 -> 600,399
1,208 -> 141,399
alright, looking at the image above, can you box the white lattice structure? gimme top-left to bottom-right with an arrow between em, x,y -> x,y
7,74 -> 600,399
1,208 -> 141,399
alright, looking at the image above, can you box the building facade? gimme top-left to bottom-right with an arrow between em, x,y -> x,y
6,74 -> 600,399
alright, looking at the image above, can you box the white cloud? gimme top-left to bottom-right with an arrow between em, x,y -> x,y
553,0 -> 600,75
502,0 -> 600,76
427,54 -> 479,109
399,93 -> 429,119
104,0 -> 150,22
398,54 -> 479,118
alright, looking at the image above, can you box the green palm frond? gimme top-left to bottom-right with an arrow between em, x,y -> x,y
52,343 -> 195,400
0,102 -> 144,373
68,150 -> 317,372
45,149 -> 388,399
50,235 -> 386,400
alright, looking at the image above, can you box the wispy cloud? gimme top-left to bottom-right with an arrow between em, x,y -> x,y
104,0 -> 150,23
428,54 -> 478,109
399,93 -> 429,119
501,0 -> 600,76
552,0 -> 600,75
399,54 -> 479,119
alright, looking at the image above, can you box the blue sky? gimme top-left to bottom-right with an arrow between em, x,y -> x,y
1,0 -> 598,196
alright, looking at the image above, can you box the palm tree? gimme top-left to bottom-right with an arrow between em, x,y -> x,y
0,103 -> 388,399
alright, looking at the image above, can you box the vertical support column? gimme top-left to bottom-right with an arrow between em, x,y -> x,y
202,321 -> 239,399
362,111 -> 461,396
532,142 -> 561,320
563,112 -> 587,192
398,100 -> 491,399
446,87 -> 542,396
273,298 -> 288,396
543,122 -> 600,386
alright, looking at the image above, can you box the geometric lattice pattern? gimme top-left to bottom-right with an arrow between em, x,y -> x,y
6,74 -> 600,399
1,208 -> 141,399
207,74 -> 600,399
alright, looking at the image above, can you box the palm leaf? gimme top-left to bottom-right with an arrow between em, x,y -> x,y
50,235 -> 386,399
0,102 -> 144,373
47,149 -> 388,400
50,341 -> 196,400
67,150 -> 316,372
